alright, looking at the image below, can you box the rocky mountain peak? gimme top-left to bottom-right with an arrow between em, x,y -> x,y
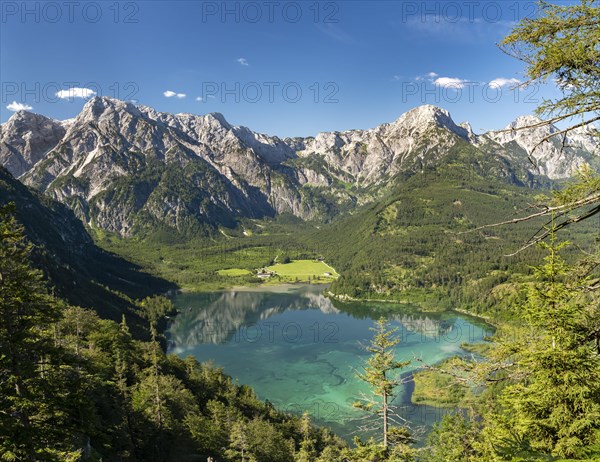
392,105 -> 470,140
503,115 -> 561,138
486,115 -> 597,179
206,112 -> 231,129
488,115 -> 556,145
0,110 -> 66,178
79,96 -> 142,122
459,121 -> 479,144
3,109 -> 55,128
169,111 -> 232,130
509,114 -> 544,129
459,121 -> 474,133
567,123 -> 599,154
396,104 -> 449,125
2,97 -> 599,236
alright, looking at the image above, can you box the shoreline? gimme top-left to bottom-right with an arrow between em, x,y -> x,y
175,281 -> 333,295
172,283 -> 495,330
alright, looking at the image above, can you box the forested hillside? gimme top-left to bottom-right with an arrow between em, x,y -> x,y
0,166 -> 175,334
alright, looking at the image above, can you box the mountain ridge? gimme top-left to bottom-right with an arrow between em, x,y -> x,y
1,97 -> 598,236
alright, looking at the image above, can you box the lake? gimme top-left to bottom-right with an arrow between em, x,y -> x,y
167,284 -> 492,440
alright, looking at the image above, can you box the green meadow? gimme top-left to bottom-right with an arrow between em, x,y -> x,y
264,259 -> 339,283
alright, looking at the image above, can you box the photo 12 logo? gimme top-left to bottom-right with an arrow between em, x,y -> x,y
2,82 -> 139,105
197,81 -> 340,104
399,1 -> 538,23
200,1 -> 339,23
1,1 -> 140,24
400,80 -> 540,105
199,320 -> 340,344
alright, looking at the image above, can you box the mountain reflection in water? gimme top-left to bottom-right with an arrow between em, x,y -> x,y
169,285 -> 464,348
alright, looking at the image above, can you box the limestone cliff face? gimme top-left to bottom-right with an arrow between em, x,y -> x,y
487,115 -> 599,179
2,97 -> 597,236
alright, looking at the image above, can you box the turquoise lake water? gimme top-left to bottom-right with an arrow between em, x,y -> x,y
167,284 -> 492,440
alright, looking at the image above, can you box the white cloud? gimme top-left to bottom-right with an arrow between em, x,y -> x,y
489,78 -> 521,89
163,90 -> 186,98
55,87 -> 96,99
434,77 -> 467,89
195,96 -> 203,102
237,58 -> 249,66
392,75 -> 401,81
413,72 -> 438,82
6,101 -> 33,111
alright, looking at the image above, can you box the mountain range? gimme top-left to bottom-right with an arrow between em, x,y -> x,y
2,97 -> 598,237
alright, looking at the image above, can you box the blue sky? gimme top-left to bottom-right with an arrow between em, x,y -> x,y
1,1 -> 566,137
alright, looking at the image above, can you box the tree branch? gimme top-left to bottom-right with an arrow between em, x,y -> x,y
460,192 -> 600,235
504,203 -> 600,256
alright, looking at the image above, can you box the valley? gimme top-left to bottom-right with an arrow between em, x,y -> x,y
1,96 -> 599,460
6,96 -> 592,312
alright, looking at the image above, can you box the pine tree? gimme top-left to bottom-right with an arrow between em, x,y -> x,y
137,296 -> 175,430
296,412 -> 317,462
353,317 -> 411,449
423,413 -> 482,462
226,421 -> 254,462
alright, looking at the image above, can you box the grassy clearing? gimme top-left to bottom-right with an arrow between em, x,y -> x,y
94,234 -> 275,291
217,268 -> 253,277
264,259 -> 339,284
